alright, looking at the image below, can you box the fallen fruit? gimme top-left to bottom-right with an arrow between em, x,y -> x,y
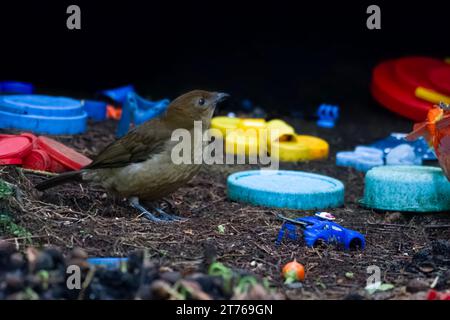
282,259 -> 305,284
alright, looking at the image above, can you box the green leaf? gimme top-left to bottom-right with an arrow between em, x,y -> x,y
217,225 -> 225,234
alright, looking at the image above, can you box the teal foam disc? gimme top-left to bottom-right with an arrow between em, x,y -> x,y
360,165 -> 450,212
227,170 -> 345,210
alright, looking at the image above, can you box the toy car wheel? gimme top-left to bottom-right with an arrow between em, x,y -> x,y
313,238 -> 327,248
349,238 -> 363,250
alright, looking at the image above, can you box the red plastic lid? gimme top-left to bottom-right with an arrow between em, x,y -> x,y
0,158 -> 22,165
394,56 -> 443,91
36,136 -> 92,170
0,136 -> 33,159
372,60 -> 432,121
429,66 -> 450,96
48,158 -> 68,173
20,133 -> 38,148
22,149 -> 51,171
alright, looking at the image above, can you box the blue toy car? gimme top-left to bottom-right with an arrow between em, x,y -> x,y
276,212 -> 365,250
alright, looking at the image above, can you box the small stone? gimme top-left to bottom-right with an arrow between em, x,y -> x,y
70,247 -> 88,260
406,279 -> 429,293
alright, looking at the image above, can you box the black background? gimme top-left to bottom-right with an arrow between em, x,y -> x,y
1,1 -> 449,114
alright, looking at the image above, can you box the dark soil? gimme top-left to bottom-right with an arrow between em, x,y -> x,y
1,102 -> 450,299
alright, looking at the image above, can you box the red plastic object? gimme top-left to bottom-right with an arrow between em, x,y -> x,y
0,136 -> 33,159
20,133 -> 38,148
22,149 -> 51,171
0,158 -> 22,165
36,136 -> 92,170
371,60 -> 432,121
429,66 -> 450,96
394,57 -> 443,91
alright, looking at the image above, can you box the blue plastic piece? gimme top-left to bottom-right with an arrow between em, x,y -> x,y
386,144 -> 422,166
371,133 -> 436,161
0,95 -> 86,135
276,214 -> 365,250
83,100 -> 107,122
87,257 -> 129,269
0,95 -> 83,116
0,81 -> 34,94
227,170 -> 345,210
100,85 -> 135,104
316,104 -> 339,128
116,92 -> 170,137
336,146 -> 384,172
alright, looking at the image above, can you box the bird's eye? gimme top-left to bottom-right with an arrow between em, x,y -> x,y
198,98 -> 205,106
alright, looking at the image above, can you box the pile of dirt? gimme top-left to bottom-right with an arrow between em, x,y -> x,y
0,241 -> 280,300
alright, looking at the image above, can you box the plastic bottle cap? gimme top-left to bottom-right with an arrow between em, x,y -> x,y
0,136 -> 33,159
37,136 -> 92,170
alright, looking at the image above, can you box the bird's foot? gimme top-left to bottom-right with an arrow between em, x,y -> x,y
129,197 -> 164,222
129,197 -> 186,222
153,207 -> 187,222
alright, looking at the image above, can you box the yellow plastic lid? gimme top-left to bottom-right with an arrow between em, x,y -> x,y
270,134 -> 329,162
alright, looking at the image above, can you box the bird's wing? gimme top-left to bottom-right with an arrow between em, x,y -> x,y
85,118 -> 172,169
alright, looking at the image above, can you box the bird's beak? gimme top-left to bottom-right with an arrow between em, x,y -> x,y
214,92 -> 230,103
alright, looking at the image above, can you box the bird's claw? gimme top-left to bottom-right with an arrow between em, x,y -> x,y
154,208 -> 187,222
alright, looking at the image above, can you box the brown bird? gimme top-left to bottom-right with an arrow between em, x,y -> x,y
36,90 -> 229,222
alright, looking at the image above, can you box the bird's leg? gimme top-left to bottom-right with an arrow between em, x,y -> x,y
153,207 -> 187,222
129,197 -> 164,222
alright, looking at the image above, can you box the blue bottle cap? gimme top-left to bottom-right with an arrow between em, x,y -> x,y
227,170 -> 344,210
360,166 -> 450,212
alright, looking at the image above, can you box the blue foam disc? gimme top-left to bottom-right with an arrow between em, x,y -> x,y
360,165 -> 450,212
0,95 -> 84,117
227,170 -> 344,210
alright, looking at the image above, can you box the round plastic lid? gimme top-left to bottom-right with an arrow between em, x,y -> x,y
372,60 -> 432,121
22,149 -> 51,171
227,170 -> 344,210
37,136 -> 92,170
394,57 -> 443,91
429,66 -> 450,95
0,136 -> 33,159
0,158 -> 22,165
360,165 -> 450,212
0,95 -> 83,117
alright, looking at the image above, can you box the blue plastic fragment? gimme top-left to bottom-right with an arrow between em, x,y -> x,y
371,133 -> 436,161
386,144 -> 422,166
316,104 -> 339,128
0,81 -> 34,94
116,92 -> 170,137
227,170 -> 345,210
336,146 -> 384,172
276,214 -> 365,250
0,95 -> 87,135
87,257 -> 129,269
100,85 -> 135,104
83,100 -> 107,122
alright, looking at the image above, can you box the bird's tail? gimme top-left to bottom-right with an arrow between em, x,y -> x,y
35,171 -> 83,191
